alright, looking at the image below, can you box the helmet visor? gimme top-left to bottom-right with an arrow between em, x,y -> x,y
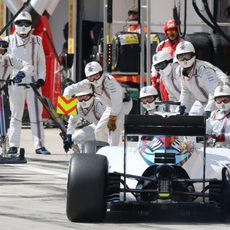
177,52 -> 194,61
15,20 -> 32,27
215,96 -> 230,104
87,73 -> 101,82
140,95 -> 156,104
77,94 -> 93,102
165,28 -> 177,35
154,59 -> 172,71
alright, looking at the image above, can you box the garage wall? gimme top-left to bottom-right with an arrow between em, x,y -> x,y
49,0 -> 220,55
49,0 -> 68,54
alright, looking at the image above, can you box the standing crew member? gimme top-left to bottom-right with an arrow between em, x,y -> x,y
127,6 -> 147,33
151,19 -> 182,100
5,11 -> 50,155
152,50 -> 205,114
152,51 -> 180,103
63,61 -> 133,146
175,41 -> 229,117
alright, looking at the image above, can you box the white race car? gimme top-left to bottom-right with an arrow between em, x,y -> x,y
66,113 -> 230,222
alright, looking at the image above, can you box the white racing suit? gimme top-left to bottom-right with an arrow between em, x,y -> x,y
0,53 -> 33,86
67,98 -> 106,144
176,59 -> 229,114
161,64 -> 203,114
206,110 -> 230,148
5,33 -> 46,149
160,65 -> 181,103
64,73 -> 133,146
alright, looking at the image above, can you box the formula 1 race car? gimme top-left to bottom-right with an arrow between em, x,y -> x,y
66,114 -> 230,222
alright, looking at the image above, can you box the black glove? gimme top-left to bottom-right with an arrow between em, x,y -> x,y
203,111 -> 211,119
178,105 -> 186,115
34,79 -> 45,89
63,134 -> 73,152
13,71 -> 25,83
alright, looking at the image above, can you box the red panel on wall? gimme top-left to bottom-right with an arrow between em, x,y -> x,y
33,16 -> 62,118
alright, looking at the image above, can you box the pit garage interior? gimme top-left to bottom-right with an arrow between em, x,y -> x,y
1,0 -> 230,114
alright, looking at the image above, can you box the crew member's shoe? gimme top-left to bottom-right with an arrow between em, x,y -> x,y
35,147 -> 51,155
7,147 -> 18,155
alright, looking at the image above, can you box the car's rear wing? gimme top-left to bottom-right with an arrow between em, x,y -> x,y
123,114 -> 207,201
124,114 -> 206,136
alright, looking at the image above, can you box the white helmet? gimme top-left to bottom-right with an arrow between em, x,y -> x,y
76,88 -> 94,109
14,11 -> 32,36
85,61 -> 103,87
140,85 -> 158,98
214,84 -> 230,112
152,51 -> 173,76
175,41 -> 196,69
75,88 -> 93,97
140,86 -> 158,111
85,61 -> 102,77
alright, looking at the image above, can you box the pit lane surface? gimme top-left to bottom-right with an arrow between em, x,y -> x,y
0,128 -> 230,230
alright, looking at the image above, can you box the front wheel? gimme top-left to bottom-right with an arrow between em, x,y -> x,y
66,153 -> 108,222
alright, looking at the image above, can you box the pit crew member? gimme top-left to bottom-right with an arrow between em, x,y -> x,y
139,85 -> 161,115
63,61 -> 133,146
5,11 -> 50,155
206,84 -> 230,148
63,88 -> 106,151
151,19 -> 182,100
152,50 -> 204,114
175,40 -> 229,118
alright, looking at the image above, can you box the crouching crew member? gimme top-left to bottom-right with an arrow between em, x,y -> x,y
63,61 -> 133,146
63,88 -> 106,151
206,84 -> 230,148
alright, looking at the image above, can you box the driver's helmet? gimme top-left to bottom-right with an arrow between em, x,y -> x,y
84,61 -> 103,87
75,88 -> 94,109
139,86 -> 158,111
214,84 -> 230,112
175,41 -> 196,69
152,51 -> 173,76
14,11 -> 32,36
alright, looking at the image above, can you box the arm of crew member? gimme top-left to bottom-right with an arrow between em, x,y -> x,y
8,54 -> 33,74
203,68 -> 219,112
67,114 -> 81,134
37,40 -> 46,81
107,78 -> 123,116
179,82 -> 193,112
214,66 -> 230,84
63,79 -> 91,98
